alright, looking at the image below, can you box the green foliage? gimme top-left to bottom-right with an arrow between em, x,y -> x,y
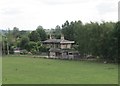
20,49 -> 28,55
51,25 -> 61,39
19,30 -> 30,38
62,20 -> 75,41
38,46 -> 48,52
9,45 -> 14,54
19,36 -> 29,50
36,25 -> 47,41
29,31 -> 40,42
2,21 -> 119,62
30,49 -> 37,55
12,27 -> 19,38
61,20 -> 118,62
26,41 -> 46,54
27,41 -> 37,51
111,22 -> 120,62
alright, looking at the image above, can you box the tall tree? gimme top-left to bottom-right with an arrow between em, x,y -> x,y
29,31 -> 40,42
110,22 -> 120,62
52,25 -> 61,39
13,27 -> 19,38
19,36 -> 29,50
36,25 -> 47,41
62,20 -> 75,41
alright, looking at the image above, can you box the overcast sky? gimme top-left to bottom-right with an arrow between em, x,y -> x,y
0,0 -> 119,30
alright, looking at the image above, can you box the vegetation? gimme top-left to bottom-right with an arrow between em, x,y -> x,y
62,21 -> 119,63
2,21 -> 120,63
2,26 -> 47,55
3,55 -> 118,84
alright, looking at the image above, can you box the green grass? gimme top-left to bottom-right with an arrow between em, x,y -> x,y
2,55 -> 118,84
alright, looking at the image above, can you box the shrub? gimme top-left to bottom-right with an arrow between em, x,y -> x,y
20,49 -> 28,55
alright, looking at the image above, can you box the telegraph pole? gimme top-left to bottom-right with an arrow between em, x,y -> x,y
2,36 -> 5,55
6,38 -> 9,55
6,28 -> 10,55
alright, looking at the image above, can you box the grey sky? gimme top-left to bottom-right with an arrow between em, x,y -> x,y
0,0 -> 118,30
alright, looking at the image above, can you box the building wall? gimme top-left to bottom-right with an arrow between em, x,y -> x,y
44,44 -> 61,48
61,44 -> 71,49
49,51 -> 80,59
45,43 -> 72,49
67,44 -> 71,49
49,52 -> 56,58
68,55 -> 74,59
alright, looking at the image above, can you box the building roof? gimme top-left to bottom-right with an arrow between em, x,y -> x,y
43,39 -> 74,44
49,48 -> 61,52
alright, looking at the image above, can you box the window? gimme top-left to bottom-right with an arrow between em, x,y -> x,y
69,53 -> 73,55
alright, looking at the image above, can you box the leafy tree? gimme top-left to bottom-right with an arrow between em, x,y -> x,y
110,22 -> 120,62
61,20 -> 117,62
19,36 -> 29,50
27,41 -> 37,51
62,20 -> 75,41
19,30 -> 30,37
12,27 -> 20,38
29,31 -> 40,42
36,25 -> 47,41
51,25 -> 61,39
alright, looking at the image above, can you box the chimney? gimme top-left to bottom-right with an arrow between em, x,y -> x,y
50,34 -> 52,39
61,34 -> 64,40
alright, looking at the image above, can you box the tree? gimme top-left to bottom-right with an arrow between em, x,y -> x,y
51,25 -> 61,39
19,30 -> 30,37
36,25 -> 47,41
19,36 -> 29,50
61,20 -> 118,62
110,22 -> 120,62
12,27 -> 19,38
27,41 -> 37,51
96,22 -> 116,62
62,20 -> 75,41
29,31 -> 40,42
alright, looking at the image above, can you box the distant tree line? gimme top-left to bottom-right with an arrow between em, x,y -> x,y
62,21 -> 119,63
2,25 -> 48,55
2,21 -> 120,63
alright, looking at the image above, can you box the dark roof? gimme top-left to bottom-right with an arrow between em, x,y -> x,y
43,39 -> 74,44
43,39 -> 61,43
49,48 -> 61,52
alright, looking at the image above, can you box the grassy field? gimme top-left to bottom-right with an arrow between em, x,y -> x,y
2,55 -> 118,84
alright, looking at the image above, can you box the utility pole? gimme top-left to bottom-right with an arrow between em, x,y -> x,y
6,28 -> 10,55
2,36 -> 4,55
2,36 -> 5,55
6,37 -> 9,55
7,40 -> 9,55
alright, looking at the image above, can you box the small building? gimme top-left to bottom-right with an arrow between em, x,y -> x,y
42,35 -> 80,59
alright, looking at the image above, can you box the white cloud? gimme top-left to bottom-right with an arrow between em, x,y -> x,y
0,0 -> 118,30
96,1 -> 118,15
39,0 -> 87,5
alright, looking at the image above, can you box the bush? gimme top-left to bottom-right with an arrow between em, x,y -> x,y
39,46 -> 49,52
31,49 -> 37,55
20,49 -> 28,55
9,46 -> 14,54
